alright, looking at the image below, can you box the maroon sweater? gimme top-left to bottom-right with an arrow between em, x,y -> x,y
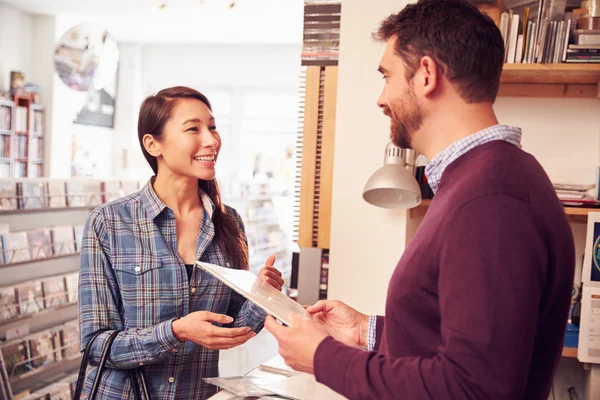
314,141 -> 575,399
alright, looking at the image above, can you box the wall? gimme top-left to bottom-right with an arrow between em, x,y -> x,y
327,0 -> 413,315
29,15 -> 56,178
111,43 -> 302,184
0,5 -> 33,93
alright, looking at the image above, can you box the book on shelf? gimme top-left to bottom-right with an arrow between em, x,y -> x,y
499,0 -> 578,64
65,273 -> 78,304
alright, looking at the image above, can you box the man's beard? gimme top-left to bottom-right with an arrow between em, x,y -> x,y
385,88 -> 424,149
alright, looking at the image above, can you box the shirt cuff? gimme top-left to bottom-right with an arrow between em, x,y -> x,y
366,315 -> 377,351
154,319 -> 185,353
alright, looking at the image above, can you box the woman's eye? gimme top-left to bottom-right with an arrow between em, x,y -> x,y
209,126 -> 217,131
187,127 -> 198,132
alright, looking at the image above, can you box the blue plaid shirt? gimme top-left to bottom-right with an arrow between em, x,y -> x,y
78,179 -> 266,399
366,124 -> 523,350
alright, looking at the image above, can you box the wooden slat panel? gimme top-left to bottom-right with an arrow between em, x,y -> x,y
317,67 -> 338,249
498,83 -> 598,98
298,66 -> 322,247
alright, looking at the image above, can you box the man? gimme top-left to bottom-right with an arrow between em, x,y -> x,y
265,0 -> 575,399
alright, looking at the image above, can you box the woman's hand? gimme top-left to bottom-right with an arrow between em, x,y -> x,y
171,311 -> 256,349
258,255 -> 284,291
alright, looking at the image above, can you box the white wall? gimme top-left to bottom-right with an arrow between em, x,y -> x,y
0,5 -> 33,93
327,0 -> 412,315
111,42 -> 302,184
30,14 -> 57,178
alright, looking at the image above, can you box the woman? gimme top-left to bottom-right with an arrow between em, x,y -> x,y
78,86 -> 284,399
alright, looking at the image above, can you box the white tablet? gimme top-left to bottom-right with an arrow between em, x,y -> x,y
195,261 -> 310,326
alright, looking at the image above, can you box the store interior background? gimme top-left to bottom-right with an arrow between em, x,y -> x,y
0,0 -> 304,378
0,0 -> 599,397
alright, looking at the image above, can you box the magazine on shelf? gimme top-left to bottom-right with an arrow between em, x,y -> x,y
1,340 -> 29,378
0,181 -> 18,210
47,180 -> 67,208
42,276 -> 69,309
18,181 -> 46,209
2,231 -> 30,264
195,261 -> 309,326
15,280 -> 44,315
27,229 -> 53,260
64,273 -> 79,304
28,330 -> 58,368
50,227 -> 76,256
0,286 -> 18,322
60,320 -> 80,360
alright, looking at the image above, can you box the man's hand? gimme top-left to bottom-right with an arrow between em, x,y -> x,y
264,314 -> 330,374
257,255 -> 284,291
306,300 -> 369,348
172,311 -> 256,350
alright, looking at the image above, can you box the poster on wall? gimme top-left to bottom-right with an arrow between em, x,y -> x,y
72,71 -> 117,128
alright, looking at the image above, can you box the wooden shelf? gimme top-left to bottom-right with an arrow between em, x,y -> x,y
501,64 -> 600,85
413,199 -> 598,222
498,64 -> 600,98
562,346 -> 578,358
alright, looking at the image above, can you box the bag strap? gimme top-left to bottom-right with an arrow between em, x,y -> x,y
88,330 -> 120,399
72,329 -> 109,400
72,330 -> 151,400
129,368 -> 150,400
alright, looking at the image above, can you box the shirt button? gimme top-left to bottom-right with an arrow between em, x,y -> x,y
191,287 -> 197,294
135,266 -> 141,272
168,377 -> 175,383
139,362 -> 144,366
226,262 -> 230,267
171,348 -> 178,353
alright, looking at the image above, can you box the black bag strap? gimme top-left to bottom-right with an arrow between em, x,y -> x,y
88,330 -> 120,399
72,330 -> 150,400
72,329 -> 109,400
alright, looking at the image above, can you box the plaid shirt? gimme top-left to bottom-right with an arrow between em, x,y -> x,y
366,124 -> 523,351
78,179 -> 266,400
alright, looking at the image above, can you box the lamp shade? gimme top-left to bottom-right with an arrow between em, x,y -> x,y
362,143 -> 422,209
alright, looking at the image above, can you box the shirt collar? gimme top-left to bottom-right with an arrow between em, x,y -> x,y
424,124 -> 522,194
140,177 -> 216,220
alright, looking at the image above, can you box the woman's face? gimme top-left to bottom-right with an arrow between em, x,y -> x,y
151,98 -> 221,181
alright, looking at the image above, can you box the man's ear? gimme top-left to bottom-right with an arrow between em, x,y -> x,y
419,56 -> 439,98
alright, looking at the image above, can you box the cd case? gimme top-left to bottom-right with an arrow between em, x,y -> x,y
195,261 -> 309,326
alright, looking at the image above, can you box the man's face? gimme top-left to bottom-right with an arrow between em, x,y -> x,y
377,36 -> 425,149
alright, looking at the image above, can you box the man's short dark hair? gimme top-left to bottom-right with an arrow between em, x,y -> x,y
374,0 -> 505,103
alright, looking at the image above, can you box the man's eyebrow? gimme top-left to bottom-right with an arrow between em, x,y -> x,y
378,65 -> 388,74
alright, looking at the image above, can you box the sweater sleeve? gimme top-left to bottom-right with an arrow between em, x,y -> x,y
314,195 -> 547,400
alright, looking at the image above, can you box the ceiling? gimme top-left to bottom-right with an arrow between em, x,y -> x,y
0,0 -> 304,44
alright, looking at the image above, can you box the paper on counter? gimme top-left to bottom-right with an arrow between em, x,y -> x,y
203,375 -> 287,398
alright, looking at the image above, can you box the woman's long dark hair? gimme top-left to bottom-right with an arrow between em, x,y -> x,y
138,86 -> 248,270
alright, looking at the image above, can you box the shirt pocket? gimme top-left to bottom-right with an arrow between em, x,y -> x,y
112,255 -> 163,309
